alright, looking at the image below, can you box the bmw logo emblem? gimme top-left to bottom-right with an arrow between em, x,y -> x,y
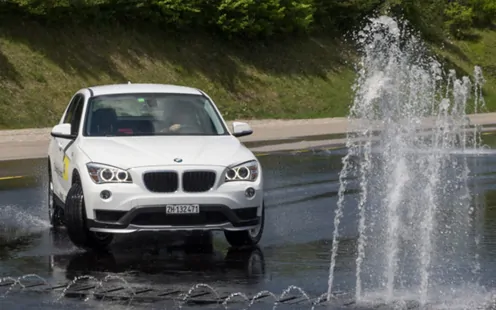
174,158 -> 183,163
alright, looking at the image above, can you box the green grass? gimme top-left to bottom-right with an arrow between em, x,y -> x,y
0,20 -> 495,130
432,27 -> 496,109
0,21 -> 355,129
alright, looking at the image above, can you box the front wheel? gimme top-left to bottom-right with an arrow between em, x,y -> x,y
64,182 -> 113,251
224,201 -> 265,248
48,163 -> 64,228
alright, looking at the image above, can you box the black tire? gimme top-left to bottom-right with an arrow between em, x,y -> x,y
64,182 -> 113,251
48,161 -> 64,228
224,201 -> 265,248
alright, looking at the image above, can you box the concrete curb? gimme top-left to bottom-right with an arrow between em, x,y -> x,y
1,113 -> 496,162
0,118 -> 351,143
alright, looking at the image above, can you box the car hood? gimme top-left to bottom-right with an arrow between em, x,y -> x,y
78,136 -> 255,169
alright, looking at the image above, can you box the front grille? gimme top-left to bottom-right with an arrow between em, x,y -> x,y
182,171 -> 216,192
143,171 -> 178,193
130,211 -> 228,226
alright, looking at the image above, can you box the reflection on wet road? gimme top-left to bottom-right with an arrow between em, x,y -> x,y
0,148 -> 353,304
2,135 -> 496,308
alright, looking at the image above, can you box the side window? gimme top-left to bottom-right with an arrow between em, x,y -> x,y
70,96 -> 85,136
63,94 -> 82,124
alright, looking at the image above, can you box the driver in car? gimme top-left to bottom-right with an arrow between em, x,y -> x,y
162,103 -> 200,133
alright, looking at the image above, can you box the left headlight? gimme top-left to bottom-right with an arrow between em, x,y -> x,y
86,163 -> 133,184
225,160 -> 259,182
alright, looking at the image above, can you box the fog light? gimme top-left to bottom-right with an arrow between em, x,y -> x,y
245,187 -> 255,198
100,190 -> 112,200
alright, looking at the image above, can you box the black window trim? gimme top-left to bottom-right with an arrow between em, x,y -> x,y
81,92 -> 230,137
62,93 -> 83,124
70,94 -> 85,137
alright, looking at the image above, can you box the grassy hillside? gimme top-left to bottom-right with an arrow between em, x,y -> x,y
434,27 -> 496,102
0,21 -> 356,129
0,19 -> 495,129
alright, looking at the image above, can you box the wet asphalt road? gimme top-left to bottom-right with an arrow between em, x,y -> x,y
0,148 -> 354,309
3,136 -> 496,309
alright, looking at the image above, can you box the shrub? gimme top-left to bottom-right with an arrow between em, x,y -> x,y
0,0 -> 493,40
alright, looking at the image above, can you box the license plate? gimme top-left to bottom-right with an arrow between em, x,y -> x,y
166,204 -> 200,214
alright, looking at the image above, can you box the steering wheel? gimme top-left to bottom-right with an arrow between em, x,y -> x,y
160,124 -> 201,133
175,124 -> 203,133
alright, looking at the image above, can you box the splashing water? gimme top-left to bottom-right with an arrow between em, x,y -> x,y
222,292 -> 250,309
57,275 -> 102,302
273,285 -> 312,310
0,205 -> 50,245
327,15 -> 488,306
1,273 -> 331,309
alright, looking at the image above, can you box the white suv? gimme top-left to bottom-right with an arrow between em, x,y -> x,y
47,83 -> 264,250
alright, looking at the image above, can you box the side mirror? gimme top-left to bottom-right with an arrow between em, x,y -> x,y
232,121 -> 253,138
51,123 -> 76,140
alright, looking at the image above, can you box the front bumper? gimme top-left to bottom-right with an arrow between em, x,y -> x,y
88,204 -> 261,234
79,164 -> 263,234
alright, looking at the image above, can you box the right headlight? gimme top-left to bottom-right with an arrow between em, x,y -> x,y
86,163 -> 133,184
225,160 -> 259,182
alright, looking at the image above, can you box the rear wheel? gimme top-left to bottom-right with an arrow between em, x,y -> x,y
64,182 -> 113,251
224,201 -> 265,248
48,162 -> 64,228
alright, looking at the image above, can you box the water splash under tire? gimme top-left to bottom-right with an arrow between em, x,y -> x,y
47,161 -> 64,228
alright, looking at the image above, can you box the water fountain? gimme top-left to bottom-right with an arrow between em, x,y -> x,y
1,14 -> 493,310
327,15 -> 488,308
0,273 -> 329,309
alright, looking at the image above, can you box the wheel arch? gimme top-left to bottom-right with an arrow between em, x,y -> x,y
47,157 -> 52,177
72,168 -> 81,185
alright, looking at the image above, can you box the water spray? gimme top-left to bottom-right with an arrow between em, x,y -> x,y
327,15 -> 487,306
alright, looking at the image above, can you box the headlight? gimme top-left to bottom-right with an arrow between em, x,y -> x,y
86,163 -> 133,184
225,160 -> 259,182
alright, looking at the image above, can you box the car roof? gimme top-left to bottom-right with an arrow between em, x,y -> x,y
86,83 -> 203,97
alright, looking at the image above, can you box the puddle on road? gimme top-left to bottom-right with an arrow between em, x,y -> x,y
1,136 -> 496,307
0,150 -> 348,298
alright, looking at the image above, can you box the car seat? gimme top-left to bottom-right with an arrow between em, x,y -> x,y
136,119 -> 155,134
90,108 -> 118,136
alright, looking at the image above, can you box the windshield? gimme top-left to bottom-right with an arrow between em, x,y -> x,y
83,93 -> 228,137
